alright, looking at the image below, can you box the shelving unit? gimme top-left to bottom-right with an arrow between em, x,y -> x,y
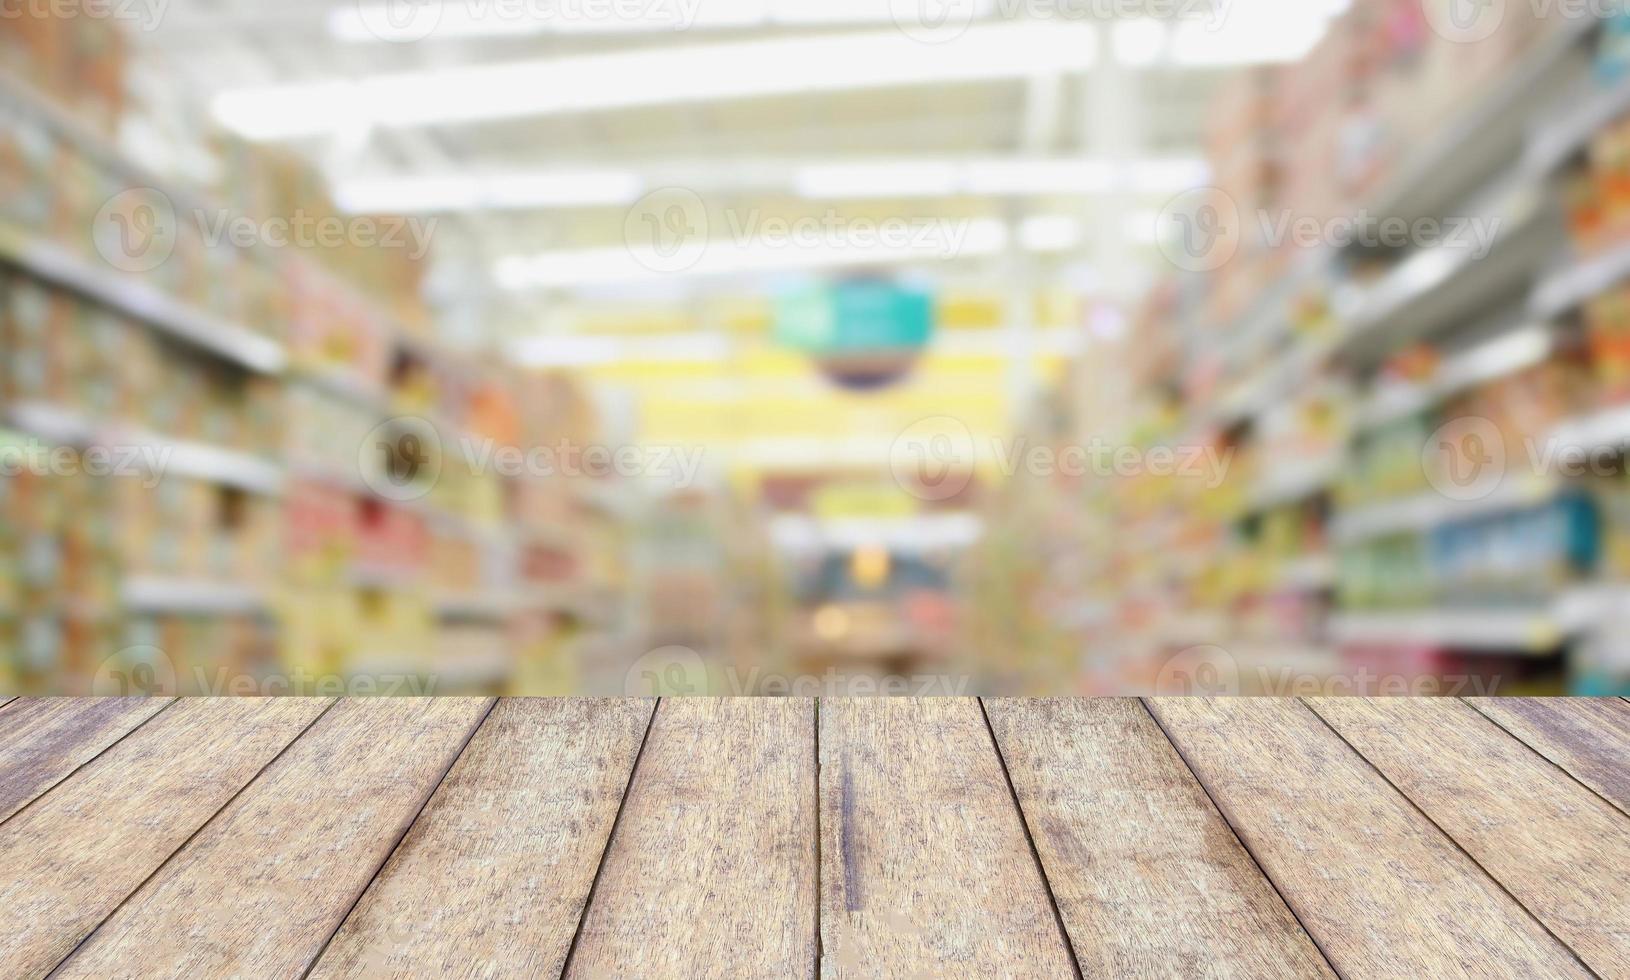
0,50 -> 629,694
1080,10 -> 1630,694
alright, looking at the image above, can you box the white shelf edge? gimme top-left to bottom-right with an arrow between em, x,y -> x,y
1331,477 -> 1561,545
121,577 -> 275,615
0,222 -> 286,375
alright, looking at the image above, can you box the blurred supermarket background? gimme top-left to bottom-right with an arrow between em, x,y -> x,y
6,0 -> 1630,696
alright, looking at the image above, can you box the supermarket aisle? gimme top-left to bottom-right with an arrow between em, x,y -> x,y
7,2 -> 1630,695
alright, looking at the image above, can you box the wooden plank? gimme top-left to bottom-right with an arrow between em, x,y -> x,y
1147,698 -> 1591,978
308,698 -> 654,979
50,698 -> 493,979
818,698 -> 1077,979
0,698 -> 333,978
1468,697 -> 1630,816
0,697 -> 171,824
565,698 -> 817,980
1309,697 -> 1630,975
985,699 -> 1334,977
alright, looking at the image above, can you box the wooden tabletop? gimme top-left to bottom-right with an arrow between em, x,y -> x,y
1,697 -> 1626,978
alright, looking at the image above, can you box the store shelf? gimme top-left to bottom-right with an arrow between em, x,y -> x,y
1329,586 -> 1616,652
1525,70 -> 1630,178
1329,608 -> 1568,652
1547,401 -> 1630,452
1247,453 -> 1341,513
1361,15 -> 1595,224
292,365 -> 393,415
433,593 -> 516,621
1330,174 -> 1554,367
1274,553 -> 1337,592
1530,237 -> 1630,321
1356,324 -> 1555,431
1330,477 -> 1561,545
0,221 -> 286,375
121,577 -> 275,615
5,401 -> 284,495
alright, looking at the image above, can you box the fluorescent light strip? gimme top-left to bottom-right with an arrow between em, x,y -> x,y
797,157 -> 1209,200
214,22 -> 1097,140
334,171 -> 644,212
495,218 -> 1012,289
332,0 -> 999,42
333,155 -> 1207,214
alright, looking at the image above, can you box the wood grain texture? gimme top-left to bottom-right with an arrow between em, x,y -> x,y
0,698 -> 333,978
1309,697 -> 1630,975
309,698 -> 654,980
51,698 -> 493,980
1468,698 -> 1630,816
565,698 -> 817,980
1147,698 -> 1591,979
818,698 -> 1077,979
0,698 -> 172,824
985,698 -> 1333,978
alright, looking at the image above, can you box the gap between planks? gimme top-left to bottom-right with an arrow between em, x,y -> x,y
1135,698 -> 1345,979
1301,699 -> 1602,977
41,699 -> 341,978
297,698 -> 501,980
976,698 -> 1085,980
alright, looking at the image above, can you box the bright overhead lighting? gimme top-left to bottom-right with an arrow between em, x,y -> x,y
215,22 -> 1098,140
794,162 -> 961,200
333,172 -> 644,213
1170,10 -> 1336,66
494,219 -> 1012,289
1019,215 -> 1082,253
1111,19 -> 1169,67
336,155 -> 1207,214
332,0 -> 998,42
797,157 -> 1208,199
